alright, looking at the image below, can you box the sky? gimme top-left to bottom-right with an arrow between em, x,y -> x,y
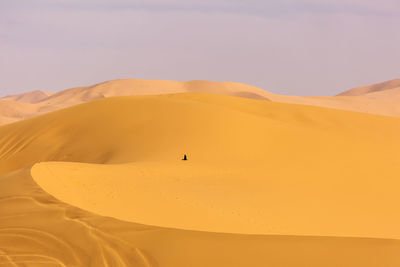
1,0 -> 400,96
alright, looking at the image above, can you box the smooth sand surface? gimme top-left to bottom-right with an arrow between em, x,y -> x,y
0,79 -> 272,126
1,93 -> 400,266
0,99 -> 39,125
2,90 -> 53,104
269,94 -> 400,117
357,87 -> 400,100
2,168 -> 400,267
33,79 -> 273,115
2,78 -> 400,127
337,78 -> 400,96
32,159 -> 400,239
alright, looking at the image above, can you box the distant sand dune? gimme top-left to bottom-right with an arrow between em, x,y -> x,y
2,90 -> 53,104
0,79 -> 273,126
269,94 -> 400,118
0,99 -> 39,125
337,78 -> 400,96
35,79 -> 272,110
2,78 -> 400,127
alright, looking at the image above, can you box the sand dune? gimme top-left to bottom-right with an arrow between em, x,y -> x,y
18,94 -> 400,239
1,93 -> 400,266
355,86 -> 400,100
2,78 -> 400,127
0,79 -> 273,126
0,99 -> 39,125
269,94 -> 400,117
1,167 -> 399,267
337,78 -> 400,96
35,79 -> 271,110
2,90 -> 53,104
3,168 -> 400,267
2,93 -> 400,174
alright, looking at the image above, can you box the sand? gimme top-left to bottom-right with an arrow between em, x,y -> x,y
337,78 -> 400,96
0,79 -> 273,126
2,168 -> 400,267
1,78 -> 400,128
0,99 -> 39,125
268,94 -> 400,118
1,93 -> 400,266
2,90 -> 53,104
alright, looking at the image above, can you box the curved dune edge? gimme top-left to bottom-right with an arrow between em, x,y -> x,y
2,92 -> 400,174
0,167 -> 399,267
31,161 -> 400,240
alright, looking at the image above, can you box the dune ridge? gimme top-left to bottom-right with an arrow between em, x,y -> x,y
2,90 -> 53,104
1,78 -> 400,128
39,79 -> 271,106
337,78 -> 400,96
0,79 -> 273,126
0,99 -> 38,125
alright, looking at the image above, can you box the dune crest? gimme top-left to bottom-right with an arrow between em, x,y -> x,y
3,78 -> 400,127
2,90 -> 53,103
36,79 -> 271,108
0,99 -> 38,125
0,79 -> 273,126
337,78 -> 400,96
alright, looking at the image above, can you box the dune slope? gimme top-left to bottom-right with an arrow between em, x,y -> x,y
36,79 -> 271,111
1,93 -> 400,266
3,78 -> 400,128
0,99 -> 38,125
0,93 -> 400,235
267,94 -> 400,117
337,78 -> 400,96
0,79 -> 272,127
2,168 -> 400,267
2,90 -> 53,104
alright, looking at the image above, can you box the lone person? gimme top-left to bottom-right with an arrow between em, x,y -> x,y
182,154 -> 187,161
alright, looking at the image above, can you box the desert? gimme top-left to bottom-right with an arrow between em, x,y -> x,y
2,0 -> 400,265
1,80 -> 400,266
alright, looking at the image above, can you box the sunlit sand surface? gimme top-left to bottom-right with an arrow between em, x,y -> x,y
2,78 -> 400,127
1,92 -> 400,266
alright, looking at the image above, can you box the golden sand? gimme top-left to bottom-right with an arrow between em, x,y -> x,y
1,93 -> 400,266
2,78 -> 400,128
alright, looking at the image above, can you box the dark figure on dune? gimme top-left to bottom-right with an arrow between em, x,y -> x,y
182,154 -> 187,161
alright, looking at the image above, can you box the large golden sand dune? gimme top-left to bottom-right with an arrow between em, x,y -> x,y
1,93 -> 400,266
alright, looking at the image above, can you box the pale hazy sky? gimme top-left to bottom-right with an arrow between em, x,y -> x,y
1,0 -> 399,96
